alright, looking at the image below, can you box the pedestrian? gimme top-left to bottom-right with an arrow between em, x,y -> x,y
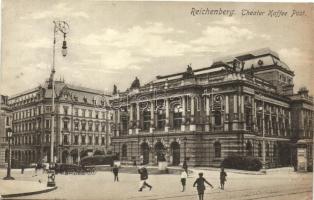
21,165 -> 24,174
112,165 -> 119,182
220,168 -> 227,190
138,166 -> 152,192
193,172 -> 213,200
180,169 -> 188,192
183,160 -> 188,174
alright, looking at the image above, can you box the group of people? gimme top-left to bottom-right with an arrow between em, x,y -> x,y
111,164 -> 227,200
180,168 -> 227,200
111,164 -> 152,191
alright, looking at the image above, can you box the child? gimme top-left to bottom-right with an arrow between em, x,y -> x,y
112,165 -> 119,182
193,172 -> 213,200
138,166 -> 152,191
180,169 -> 188,192
220,168 -> 227,190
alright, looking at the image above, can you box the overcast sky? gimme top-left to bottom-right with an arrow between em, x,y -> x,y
1,1 -> 313,96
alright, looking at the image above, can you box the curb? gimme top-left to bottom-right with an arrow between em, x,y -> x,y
1,186 -> 57,199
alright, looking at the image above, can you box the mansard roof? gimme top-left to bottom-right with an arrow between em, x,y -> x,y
213,48 -> 293,74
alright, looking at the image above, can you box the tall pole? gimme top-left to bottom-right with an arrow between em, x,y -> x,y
50,23 -> 56,165
261,94 -> 266,173
50,21 -> 69,166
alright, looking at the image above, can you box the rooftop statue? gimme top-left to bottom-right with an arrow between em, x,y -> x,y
183,63 -> 194,79
130,77 -> 140,90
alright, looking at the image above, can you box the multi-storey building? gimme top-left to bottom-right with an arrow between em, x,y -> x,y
0,95 -> 12,167
8,78 -> 112,167
110,48 -> 313,168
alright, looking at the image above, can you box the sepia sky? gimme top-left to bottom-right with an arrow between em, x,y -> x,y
1,0 -> 313,96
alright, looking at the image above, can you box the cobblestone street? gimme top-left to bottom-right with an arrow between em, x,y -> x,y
1,168 -> 312,200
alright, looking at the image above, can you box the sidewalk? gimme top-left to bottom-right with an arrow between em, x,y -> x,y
0,169 -> 57,199
193,166 -> 295,175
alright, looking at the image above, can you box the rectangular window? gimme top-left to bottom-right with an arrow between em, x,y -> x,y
88,123 -> 93,131
74,135 -> 79,145
101,137 -> 105,145
88,136 -> 92,145
95,111 -> 99,119
82,122 -> 86,131
95,136 -> 99,145
63,121 -> 68,130
95,124 -> 99,132
74,108 -> 79,116
89,110 -> 92,118
82,109 -> 86,117
74,122 -> 79,131
45,120 -> 50,129
82,136 -> 86,145
64,107 -> 68,115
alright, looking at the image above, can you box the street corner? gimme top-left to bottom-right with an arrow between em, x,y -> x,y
0,180 -> 57,199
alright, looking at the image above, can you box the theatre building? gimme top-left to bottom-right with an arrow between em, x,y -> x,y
110,48 -> 313,168
8,77 -> 112,167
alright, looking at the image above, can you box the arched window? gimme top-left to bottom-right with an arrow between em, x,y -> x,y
258,142 -> 262,157
246,141 -> 253,156
173,104 -> 182,130
122,144 -> 127,158
214,111 -> 221,126
214,142 -> 221,158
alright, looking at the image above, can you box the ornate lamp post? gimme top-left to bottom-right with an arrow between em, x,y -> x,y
50,20 -> 69,166
257,94 -> 266,173
3,128 -> 14,180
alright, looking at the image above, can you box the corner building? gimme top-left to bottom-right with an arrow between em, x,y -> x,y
0,95 -> 12,167
8,78 -> 112,167
111,48 -> 313,167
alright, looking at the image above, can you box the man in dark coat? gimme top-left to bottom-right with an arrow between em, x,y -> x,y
138,166 -> 152,191
112,165 -> 119,182
193,172 -> 213,200
220,168 -> 227,190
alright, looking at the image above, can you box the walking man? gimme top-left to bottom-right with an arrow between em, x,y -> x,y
138,166 -> 152,191
112,165 -> 119,182
193,172 -> 214,200
220,168 -> 227,190
180,169 -> 188,192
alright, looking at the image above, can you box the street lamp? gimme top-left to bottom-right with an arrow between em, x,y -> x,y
3,128 -> 14,180
257,94 -> 266,173
50,20 -> 69,166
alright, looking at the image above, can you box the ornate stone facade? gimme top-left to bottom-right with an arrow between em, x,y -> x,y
110,48 -> 314,168
8,79 -> 112,167
0,95 -> 12,168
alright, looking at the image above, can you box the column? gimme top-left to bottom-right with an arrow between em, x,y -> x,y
288,111 -> 291,137
241,95 -> 245,130
181,96 -> 186,132
77,149 -> 80,164
136,103 -> 140,134
190,96 -> 196,131
78,135 -> 82,145
165,98 -> 169,132
116,110 -> 120,137
276,107 -> 279,136
224,95 -> 229,131
129,104 -> 133,135
150,101 -> 155,133
233,95 -> 238,130
205,96 -> 210,131
252,97 -> 256,131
